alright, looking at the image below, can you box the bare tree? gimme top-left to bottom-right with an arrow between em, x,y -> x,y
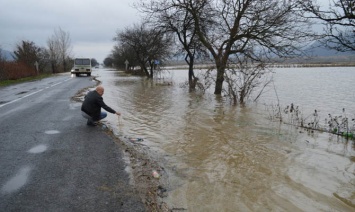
36,48 -> 50,73
174,0 -> 313,95
137,0 -> 210,90
91,58 -> 99,67
57,28 -> 72,72
113,23 -> 172,78
223,57 -> 273,105
103,57 -> 114,67
111,44 -> 138,70
47,36 -> 60,73
47,27 -> 72,73
301,0 -> 355,52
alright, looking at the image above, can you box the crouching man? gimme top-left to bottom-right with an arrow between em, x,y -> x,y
81,86 -> 121,126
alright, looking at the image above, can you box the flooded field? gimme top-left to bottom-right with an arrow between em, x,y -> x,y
93,67 -> 355,211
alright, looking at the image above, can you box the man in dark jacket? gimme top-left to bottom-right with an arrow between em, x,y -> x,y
81,86 -> 121,126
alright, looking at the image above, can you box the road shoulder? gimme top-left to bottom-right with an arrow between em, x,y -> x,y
73,79 -> 170,211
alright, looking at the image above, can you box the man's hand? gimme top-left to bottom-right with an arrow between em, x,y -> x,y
115,112 -> 121,116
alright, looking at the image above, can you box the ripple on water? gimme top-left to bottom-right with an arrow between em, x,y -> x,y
98,68 -> 355,211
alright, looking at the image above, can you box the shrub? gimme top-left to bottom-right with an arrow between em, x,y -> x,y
0,61 -> 37,80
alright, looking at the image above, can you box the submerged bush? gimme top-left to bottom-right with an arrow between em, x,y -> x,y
266,103 -> 355,140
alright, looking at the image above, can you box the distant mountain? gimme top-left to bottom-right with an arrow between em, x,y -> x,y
0,49 -> 15,61
304,40 -> 355,57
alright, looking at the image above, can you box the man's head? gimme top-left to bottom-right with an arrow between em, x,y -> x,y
96,86 -> 104,96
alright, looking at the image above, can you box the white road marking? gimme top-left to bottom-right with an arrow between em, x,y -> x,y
28,144 -> 48,154
1,166 -> 31,194
0,78 -> 72,108
45,130 -> 60,134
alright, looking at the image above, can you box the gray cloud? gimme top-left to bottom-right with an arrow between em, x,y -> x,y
0,0 -> 141,62
1,0 -> 332,62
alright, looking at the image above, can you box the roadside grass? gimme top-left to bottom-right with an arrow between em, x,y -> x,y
0,73 -> 53,87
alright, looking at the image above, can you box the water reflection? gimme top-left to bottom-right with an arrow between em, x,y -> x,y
97,68 -> 355,211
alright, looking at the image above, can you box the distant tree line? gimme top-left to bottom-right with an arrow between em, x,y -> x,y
0,27 -> 99,81
103,0 -> 354,104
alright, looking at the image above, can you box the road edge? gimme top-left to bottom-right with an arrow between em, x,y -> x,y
71,76 -> 170,211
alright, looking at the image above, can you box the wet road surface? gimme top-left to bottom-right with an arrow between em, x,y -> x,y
0,74 -> 145,211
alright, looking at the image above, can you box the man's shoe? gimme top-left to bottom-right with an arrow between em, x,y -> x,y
87,120 -> 97,126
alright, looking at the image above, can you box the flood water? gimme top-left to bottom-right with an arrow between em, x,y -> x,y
94,67 -> 355,211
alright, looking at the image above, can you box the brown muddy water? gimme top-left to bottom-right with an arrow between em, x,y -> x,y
93,67 -> 354,211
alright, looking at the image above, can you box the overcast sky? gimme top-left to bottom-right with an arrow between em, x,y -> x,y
0,0 -> 141,63
0,0 -> 332,63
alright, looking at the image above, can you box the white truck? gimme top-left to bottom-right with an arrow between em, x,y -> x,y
71,58 -> 92,76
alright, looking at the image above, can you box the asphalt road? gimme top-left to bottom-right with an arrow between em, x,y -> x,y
0,74 -> 145,211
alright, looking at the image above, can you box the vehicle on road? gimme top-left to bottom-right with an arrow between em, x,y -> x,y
71,58 -> 92,76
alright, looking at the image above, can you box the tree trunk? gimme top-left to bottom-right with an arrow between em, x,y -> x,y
149,63 -> 154,78
63,60 -> 66,73
214,65 -> 225,95
149,68 -> 154,78
142,65 -> 150,78
51,62 -> 56,74
188,61 -> 197,91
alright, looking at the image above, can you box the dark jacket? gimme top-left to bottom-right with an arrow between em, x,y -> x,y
81,90 -> 116,121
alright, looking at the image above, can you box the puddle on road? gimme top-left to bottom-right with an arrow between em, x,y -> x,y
16,91 -> 28,95
28,144 -> 47,154
69,102 -> 81,110
0,101 -> 10,105
1,166 -> 31,194
62,116 -> 73,121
